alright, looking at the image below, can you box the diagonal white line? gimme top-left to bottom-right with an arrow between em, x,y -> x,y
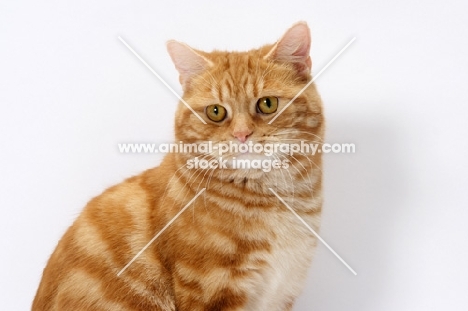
117,188 -> 206,276
118,36 -> 207,125
269,188 -> 357,275
268,37 -> 356,124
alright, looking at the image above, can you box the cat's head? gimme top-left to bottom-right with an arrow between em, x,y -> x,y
167,22 -> 323,180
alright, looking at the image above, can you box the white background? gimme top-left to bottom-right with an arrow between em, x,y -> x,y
1,0 -> 468,310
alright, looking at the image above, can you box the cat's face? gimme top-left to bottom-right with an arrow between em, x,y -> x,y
168,22 -> 323,180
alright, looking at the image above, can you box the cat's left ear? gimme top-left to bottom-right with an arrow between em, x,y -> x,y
265,21 -> 312,76
167,40 -> 212,91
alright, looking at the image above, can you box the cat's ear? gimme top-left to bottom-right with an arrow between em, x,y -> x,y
166,40 -> 212,91
265,22 -> 312,76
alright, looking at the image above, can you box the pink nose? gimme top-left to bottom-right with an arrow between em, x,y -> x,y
233,130 -> 252,143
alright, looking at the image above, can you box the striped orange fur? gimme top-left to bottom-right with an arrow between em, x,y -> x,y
33,21 -> 324,310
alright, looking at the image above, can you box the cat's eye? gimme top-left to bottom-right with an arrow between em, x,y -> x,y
205,104 -> 227,122
257,96 -> 278,114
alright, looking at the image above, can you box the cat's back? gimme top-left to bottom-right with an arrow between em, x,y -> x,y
32,157 -> 177,311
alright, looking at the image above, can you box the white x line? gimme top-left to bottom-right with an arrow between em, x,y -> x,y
117,188 -> 206,276
116,35 -> 357,277
118,36 -> 207,124
268,37 -> 356,124
269,188 -> 357,275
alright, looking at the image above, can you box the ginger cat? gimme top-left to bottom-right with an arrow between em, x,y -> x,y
33,21 -> 324,311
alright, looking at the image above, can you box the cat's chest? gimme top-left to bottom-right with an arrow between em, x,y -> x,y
242,206 -> 317,310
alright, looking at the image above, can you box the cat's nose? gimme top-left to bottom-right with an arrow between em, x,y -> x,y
233,130 -> 252,143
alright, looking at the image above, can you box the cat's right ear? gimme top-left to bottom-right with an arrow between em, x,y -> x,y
264,22 -> 312,77
166,40 -> 212,91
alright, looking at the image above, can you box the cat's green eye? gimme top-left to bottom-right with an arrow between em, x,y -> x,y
205,104 -> 227,122
257,96 -> 278,114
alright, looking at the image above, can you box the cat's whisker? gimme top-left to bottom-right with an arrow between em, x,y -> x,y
280,151 -> 323,202
169,153 -> 213,214
206,162 -> 220,190
272,153 -> 295,205
270,153 -> 291,196
264,138 -> 324,148
160,162 -> 194,211
260,137 -> 323,145
288,152 -> 320,186
199,75 -> 219,91
274,130 -> 324,142
204,166 -> 219,209
197,155 -> 219,193
294,151 -> 323,175
269,146 -> 316,174
185,165 -> 212,222
273,153 -> 295,200
173,166 -> 202,210
203,68 -> 221,89
284,153 -> 313,186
